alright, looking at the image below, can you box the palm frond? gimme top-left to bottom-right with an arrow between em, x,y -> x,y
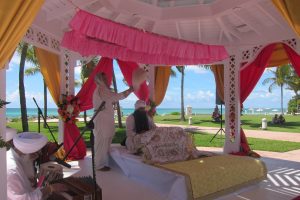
170,69 -> 177,78
122,77 -> 129,87
74,79 -> 82,88
197,65 -> 213,71
25,67 -> 41,76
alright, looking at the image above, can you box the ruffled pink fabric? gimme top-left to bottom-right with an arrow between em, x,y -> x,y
62,10 -> 229,65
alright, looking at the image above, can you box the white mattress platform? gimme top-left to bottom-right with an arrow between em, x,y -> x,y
105,146 -> 258,200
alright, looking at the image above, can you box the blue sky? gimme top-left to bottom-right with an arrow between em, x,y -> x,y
6,53 -> 294,109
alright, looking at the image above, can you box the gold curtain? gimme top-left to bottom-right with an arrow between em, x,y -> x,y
267,43 -> 290,67
270,0 -> 300,39
154,66 -> 172,107
35,47 -> 61,105
0,0 -> 45,69
211,65 -> 224,102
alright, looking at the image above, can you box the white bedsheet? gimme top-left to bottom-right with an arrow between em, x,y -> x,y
106,147 -> 258,200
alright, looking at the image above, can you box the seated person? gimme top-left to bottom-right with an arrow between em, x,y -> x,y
212,105 -> 221,121
271,114 -> 279,124
7,132 -> 68,200
126,100 -> 157,153
278,114 -> 286,123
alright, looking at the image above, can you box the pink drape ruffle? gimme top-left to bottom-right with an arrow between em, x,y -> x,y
117,60 -> 149,102
62,10 -> 229,65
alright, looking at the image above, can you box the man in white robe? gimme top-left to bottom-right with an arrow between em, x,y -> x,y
126,100 -> 157,153
7,132 -> 68,200
93,72 -> 134,171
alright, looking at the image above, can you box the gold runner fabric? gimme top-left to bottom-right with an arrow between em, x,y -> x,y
154,154 -> 267,200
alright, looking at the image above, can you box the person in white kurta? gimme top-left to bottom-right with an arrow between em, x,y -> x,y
7,132 -> 68,200
93,72 -> 134,171
126,100 -> 157,153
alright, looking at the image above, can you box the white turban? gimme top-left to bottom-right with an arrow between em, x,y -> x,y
6,126 -> 18,142
134,100 -> 146,110
13,132 -> 48,154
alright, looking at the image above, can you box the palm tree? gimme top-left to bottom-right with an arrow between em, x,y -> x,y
285,66 -> 300,112
78,56 -> 100,124
262,64 -> 292,114
175,66 -> 185,121
17,42 -> 29,132
112,68 -> 123,128
25,66 -> 49,128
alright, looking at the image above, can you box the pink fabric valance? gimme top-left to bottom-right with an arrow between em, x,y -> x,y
61,10 -> 229,65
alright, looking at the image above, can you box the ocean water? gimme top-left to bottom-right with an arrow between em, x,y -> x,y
5,107 -> 286,118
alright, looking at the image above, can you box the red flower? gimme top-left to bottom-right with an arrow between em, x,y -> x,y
67,95 -> 72,101
77,100 -> 81,104
71,117 -> 75,120
68,120 -> 73,124
150,112 -> 153,115
57,109 -> 63,114
63,115 -> 68,119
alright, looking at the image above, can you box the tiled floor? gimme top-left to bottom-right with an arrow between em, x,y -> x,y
61,146 -> 300,200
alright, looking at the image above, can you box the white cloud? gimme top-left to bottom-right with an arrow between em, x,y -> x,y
185,65 -> 210,74
75,66 -> 81,75
186,90 -> 215,102
6,90 -> 20,102
123,94 -> 138,102
164,95 -> 172,100
115,73 -> 123,79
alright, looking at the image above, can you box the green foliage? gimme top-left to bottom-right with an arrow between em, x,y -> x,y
0,99 -> 10,108
170,112 -> 181,115
152,114 -> 300,133
0,136 -> 10,148
6,122 -> 300,152
287,95 -> 300,112
288,107 -> 297,114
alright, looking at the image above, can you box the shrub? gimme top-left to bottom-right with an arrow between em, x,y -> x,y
288,107 -> 297,114
170,112 -> 181,115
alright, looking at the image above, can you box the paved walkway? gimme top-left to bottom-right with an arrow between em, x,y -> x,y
155,123 -> 300,142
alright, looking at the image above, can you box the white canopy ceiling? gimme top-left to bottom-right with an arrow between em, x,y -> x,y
32,0 -> 297,50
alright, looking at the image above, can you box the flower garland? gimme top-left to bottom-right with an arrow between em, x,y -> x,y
145,99 -> 156,118
57,94 -> 81,124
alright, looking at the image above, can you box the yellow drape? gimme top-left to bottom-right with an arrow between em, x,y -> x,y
267,43 -> 290,67
0,0 -> 45,69
271,0 -> 300,39
35,47 -> 61,105
154,66 -> 172,107
211,65 -> 225,102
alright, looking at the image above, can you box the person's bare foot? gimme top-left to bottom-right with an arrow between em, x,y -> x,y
97,166 -> 111,171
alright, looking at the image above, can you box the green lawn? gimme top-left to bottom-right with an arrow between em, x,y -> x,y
6,121 -> 300,152
147,114 -> 300,133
